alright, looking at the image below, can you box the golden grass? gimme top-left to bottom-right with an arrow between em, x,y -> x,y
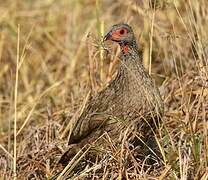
0,0 -> 208,179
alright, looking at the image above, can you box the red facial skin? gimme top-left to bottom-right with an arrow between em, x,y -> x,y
111,28 -> 129,53
111,28 -> 128,41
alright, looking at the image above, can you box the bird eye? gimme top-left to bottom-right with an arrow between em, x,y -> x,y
119,29 -> 125,35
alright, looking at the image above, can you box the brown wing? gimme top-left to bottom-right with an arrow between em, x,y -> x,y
68,81 -> 123,144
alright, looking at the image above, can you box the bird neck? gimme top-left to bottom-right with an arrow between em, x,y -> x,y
119,39 -> 140,60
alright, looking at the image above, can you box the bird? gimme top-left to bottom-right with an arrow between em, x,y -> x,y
59,23 -> 164,164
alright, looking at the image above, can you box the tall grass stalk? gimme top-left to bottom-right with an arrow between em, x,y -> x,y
13,24 -> 20,180
149,0 -> 156,75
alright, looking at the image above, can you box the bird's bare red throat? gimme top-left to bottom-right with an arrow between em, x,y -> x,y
123,45 -> 129,54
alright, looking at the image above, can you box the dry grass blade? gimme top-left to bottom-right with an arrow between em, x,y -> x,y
13,24 -> 20,180
56,145 -> 91,180
17,81 -> 62,136
149,0 -> 156,75
60,91 -> 91,139
0,144 -> 13,160
87,34 -> 98,93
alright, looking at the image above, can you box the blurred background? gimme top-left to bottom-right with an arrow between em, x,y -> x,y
0,0 -> 207,179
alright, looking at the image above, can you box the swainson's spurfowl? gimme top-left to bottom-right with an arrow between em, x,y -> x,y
59,23 -> 164,164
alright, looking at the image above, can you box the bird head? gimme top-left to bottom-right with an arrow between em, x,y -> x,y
103,23 -> 134,45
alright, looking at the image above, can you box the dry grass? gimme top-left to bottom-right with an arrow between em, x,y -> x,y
0,0 -> 208,179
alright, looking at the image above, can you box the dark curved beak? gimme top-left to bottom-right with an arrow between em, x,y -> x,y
103,31 -> 112,42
